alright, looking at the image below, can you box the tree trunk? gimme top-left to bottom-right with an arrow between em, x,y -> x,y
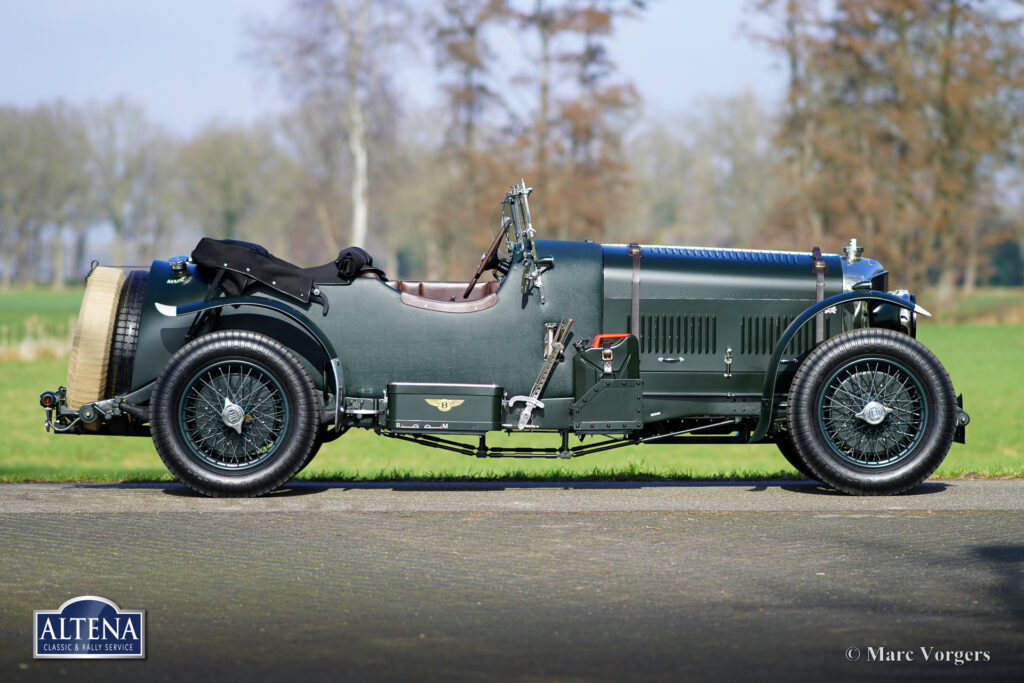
314,198 -> 340,254
934,252 -> 957,304
425,231 -> 444,281
534,1 -> 551,232
73,226 -> 88,282
111,219 -> 125,268
961,235 -> 978,297
0,250 -> 11,290
348,97 -> 369,249
14,218 -> 33,286
51,225 -> 65,291
339,0 -> 371,250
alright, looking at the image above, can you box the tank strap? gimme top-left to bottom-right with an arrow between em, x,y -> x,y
628,243 -> 643,340
811,246 -> 829,343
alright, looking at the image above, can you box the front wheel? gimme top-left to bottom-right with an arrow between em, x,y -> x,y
150,331 -> 320,497
775,433 -> 817,480
787,328 -> 957,495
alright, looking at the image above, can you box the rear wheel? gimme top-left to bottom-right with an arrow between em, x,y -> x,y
787,328 -> 956,495
295,425 -> 349,476
150,331 -> 320,497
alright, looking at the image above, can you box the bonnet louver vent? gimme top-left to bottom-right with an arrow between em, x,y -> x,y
629,314 -> 717,355
741,315 -> 824,356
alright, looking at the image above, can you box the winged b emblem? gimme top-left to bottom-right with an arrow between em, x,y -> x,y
425,398 -> 465,412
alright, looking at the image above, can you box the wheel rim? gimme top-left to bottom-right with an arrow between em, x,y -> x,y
177,360 -> 290,472
816,356 -> 928,469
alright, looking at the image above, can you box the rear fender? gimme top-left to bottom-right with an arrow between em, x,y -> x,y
156,297 -> 344,427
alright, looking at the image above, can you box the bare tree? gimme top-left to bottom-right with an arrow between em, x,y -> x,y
253,0 -> 410,251
433,0 -> 507,155
428,0 -> 509,276
177,122 -> 283,241
85,98 -> 168,268
498,0 -> 642,239
0,107 -> 46,287
627,92 -> 780,247
41,103 -> 91,289
0,104 -> 91,287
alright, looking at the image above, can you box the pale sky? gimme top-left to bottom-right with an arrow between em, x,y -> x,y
0,0 -> 785,136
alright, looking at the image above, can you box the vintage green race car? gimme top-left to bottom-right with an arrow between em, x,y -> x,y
41,181 -> 968,497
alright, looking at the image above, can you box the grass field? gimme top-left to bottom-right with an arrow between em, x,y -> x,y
0,288 -> 1020,482
0,288 -> 82,361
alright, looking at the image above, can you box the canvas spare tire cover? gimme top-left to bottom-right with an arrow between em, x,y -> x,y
66,266 -> 126,409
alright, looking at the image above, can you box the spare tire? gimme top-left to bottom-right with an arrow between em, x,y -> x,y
66,267 -> 126,409
106,270 -> 149,397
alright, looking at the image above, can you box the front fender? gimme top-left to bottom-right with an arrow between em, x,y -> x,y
749,291 -> 925,443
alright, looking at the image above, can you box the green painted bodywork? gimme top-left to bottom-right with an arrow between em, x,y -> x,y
126,239 -> 897,439
315,240 -> 603,399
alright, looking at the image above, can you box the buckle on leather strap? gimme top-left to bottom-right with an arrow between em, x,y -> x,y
628,243 -> 642,340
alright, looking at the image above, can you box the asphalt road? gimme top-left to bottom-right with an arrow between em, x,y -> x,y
1,480 -> 1022,682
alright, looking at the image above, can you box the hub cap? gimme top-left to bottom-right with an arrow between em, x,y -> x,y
221,398 -> 246,434
817,358 -> 927,468
854,400 -> 893,426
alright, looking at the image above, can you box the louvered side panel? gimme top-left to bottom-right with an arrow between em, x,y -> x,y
741,315 -> 798,355
740,314 -> 837,356
631,314 -> 717,355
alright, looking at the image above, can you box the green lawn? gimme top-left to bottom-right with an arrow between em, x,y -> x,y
0,287 -> 83,344
2,322 -> 1020,482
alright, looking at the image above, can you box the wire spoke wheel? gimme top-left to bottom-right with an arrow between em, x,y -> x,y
787,328 -> 956,495
818,358 -> 926,469
150,331 -> 320,497
179,361 -> 289,471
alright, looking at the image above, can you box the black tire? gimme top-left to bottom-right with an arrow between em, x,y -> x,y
787,328 -> 956,495
296,431 -> 324,476
149,331 -> 320,497
295,425 -> 349,473
775,433 -> 817,480
106,270 -> 148,397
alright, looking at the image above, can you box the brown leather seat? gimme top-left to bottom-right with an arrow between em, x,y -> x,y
395,280 -> 500,313
397,280 -> 499,302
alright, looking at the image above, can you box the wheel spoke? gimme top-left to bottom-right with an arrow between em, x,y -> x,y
179,360 -> 288,471
817,357 -> 926,468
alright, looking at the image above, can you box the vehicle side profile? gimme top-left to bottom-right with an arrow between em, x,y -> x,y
41,181 -> 969,497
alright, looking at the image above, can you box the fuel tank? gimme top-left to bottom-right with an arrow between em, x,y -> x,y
601,244 -> 846,397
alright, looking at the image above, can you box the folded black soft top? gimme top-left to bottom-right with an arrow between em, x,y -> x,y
191,238 -> 386,310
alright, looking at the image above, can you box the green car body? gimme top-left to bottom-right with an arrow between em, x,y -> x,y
41,182 -> 968,497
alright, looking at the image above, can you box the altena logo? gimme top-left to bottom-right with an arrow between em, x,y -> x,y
34,596 -> 145,659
